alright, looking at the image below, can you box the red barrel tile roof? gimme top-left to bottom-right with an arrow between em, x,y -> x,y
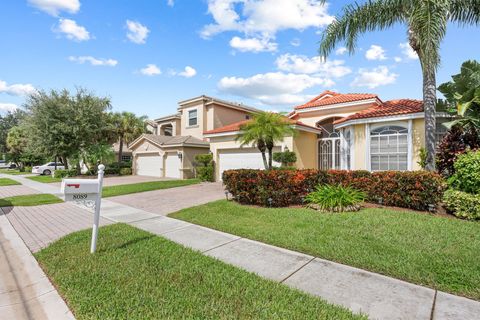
204,118 -> 319,135
294,90 -> 379,110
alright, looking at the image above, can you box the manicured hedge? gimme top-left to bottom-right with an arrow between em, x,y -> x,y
443,189 -> 480,220
223,169 -> 446,211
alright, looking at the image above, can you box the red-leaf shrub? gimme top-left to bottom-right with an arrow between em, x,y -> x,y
223,169 -> 446,211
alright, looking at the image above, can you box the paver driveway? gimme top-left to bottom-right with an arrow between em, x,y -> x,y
0,185 -> 39,198
107,182 -> 225,216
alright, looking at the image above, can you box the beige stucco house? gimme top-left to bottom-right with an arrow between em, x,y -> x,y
205,91 -> 449,181
129,95 -> 257,179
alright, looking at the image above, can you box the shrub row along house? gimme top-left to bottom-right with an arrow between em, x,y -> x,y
130,91 -> 450,181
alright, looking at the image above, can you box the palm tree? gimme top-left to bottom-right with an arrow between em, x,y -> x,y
319,0 -> 480,171
237,112 -> 296,169
111,112 -> 147,162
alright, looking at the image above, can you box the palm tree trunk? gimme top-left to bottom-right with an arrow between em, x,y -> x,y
261,151 -> 268,170
268,147 -> 273,170
118,138 -> 124,163
422,65 -> 437,171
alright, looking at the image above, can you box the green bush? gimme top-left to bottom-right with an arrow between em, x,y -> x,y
194,154 -> 214,182
305,185 -> 366,212
443,189 -> 480,220
53,169 -> 77,179
23,166 -> 32,173
119,168 -> 132,176
448,150 -> 480,193
273,151 -> 297,167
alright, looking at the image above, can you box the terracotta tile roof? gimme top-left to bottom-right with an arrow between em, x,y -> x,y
294,91 -> 379,110
334,99 -> 424,125
204,118 -> 319,135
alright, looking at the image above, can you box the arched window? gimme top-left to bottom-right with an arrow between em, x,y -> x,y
370,125 -> 408,171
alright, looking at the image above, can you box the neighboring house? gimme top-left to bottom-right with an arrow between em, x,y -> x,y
206,91 -> 449,181
130,95 -> 258,178
113,142 -> 133,162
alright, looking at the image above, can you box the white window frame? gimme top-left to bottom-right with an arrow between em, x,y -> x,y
368,121 -> 411,171
340,127 -> 354,170
186,108 -> 198,127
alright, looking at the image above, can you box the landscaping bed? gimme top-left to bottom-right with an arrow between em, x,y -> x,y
102,179 -> 200,197
35,224 -> 362,320
0,194 -> 63,207
171,200 -> 480,301
0,178 -> 21,186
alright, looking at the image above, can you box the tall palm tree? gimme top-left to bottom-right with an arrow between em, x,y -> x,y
319,0 -> 480,171
111,112 -> 147,162
237,112 -> 296,169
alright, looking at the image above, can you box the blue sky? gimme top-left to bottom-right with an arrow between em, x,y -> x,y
0,0 -> 479,119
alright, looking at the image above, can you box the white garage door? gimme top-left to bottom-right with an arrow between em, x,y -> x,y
165,153 -> 181,179
136,154 -> 163,177
218,148 -> 280,179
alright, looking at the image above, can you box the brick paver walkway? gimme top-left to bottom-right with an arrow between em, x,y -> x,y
0,185 -> 39,198
1,203 -> 113,252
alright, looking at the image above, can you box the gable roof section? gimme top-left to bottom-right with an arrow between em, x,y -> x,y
204,118 -> 321,136
334,99 -> 424,125
178,95 -> 261,113
294,91 -> 379,110
130,134 -> 209,149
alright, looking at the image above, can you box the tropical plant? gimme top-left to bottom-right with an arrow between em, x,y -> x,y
194,154 -> 214,182
305,185 -> 366,212
273,150 -> 297,167
237,112 -> 296,169
438,60 -> 480,131
110,112 -> 147,163
448,150 -> 480,194
443,189 -> 480,220
319,0 -> 480,171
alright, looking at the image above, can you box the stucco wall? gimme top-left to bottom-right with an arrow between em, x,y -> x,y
353,124 -> 367,170
211,104 -> 250,130
181,147 -> 211,179
180,101 -> 205,139
292,103 -> 377,127
412,119 -> 425,170
292,131 -> 317,169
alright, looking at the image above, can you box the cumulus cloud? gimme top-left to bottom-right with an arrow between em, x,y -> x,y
140,64 -> 161,76
178,66 -> 197,78
335,47 -> 347,55
69,56 -> 118,66
126,20 -> 149,44
218,72 -> 334,105
167,0 -> 174,6
365,45 -> 387,60
351,66 -> 398,89
0,80 -> 37,96
399,42 -> 418,60
229,36 -> 277,53
0,103 -> 18,113
290,38 -> 301,47
28,0 -> 80,16
55,18 -> 90,41
275,54 -> 351,78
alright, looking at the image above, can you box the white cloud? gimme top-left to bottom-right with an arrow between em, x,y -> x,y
290,38 -> 301,47
167,0 -> 174,6
140,64 -> 161,76
201,0 -> 334,38
335,47 -> 347,55
275,54 -> 351,78
69,56 -> 118,66
0,103 -> 18,113
394,56 -> 402,63
0,80 -> 37,96
28,0 -> 80,16
365,45 -> 387,60
399,42 -> 418,60
229,36 -> 277,53
56,18 -> 90,41
178,66 -> 197,78
126,20 -> 149,44
218,72 -> 333,105
351,66 -> 398,89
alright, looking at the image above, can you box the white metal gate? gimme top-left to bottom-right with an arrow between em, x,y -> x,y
318,135 -> 341,170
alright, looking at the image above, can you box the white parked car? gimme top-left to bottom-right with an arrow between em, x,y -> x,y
0,160 -> 16,169
32,162 -> 65,175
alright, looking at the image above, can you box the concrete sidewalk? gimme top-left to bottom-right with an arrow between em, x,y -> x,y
3,173 -> 480,320
0,214 -> 74,320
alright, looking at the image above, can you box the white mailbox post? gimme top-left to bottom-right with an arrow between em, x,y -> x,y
61,164 -> 105,253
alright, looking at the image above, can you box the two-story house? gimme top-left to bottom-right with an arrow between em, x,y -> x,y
129,95 -> 258,178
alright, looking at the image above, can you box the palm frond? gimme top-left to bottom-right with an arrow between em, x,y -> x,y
449,0 -> 480,25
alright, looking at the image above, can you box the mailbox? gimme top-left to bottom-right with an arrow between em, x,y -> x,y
61,179 -> 100,201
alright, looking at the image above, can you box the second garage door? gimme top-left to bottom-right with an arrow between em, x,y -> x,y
165,153 -> 181,178
136,154 -> 163,177
218,148 -> 280,179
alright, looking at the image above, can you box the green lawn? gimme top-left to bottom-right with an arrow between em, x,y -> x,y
27,175 -> 63,183
102,179 -> 200,197
0,194 -> 63,207
35,224 -> 362,320
0,178 -> 21,186
0,169 -> 27,175
171,200 -> 480,301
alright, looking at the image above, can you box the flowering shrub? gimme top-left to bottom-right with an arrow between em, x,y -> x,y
223,169 -> 446,211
